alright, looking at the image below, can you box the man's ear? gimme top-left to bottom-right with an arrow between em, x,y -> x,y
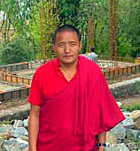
53,44 -> 56,54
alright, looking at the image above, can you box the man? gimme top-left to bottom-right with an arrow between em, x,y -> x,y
85,47 -> 98,63
28,25 -> 125,151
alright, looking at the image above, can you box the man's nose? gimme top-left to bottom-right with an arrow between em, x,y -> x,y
64,44 -> 70,53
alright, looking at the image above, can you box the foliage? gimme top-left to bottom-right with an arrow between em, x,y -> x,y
123,103 -> 140,112
57,0 -> 81,25
118,36 -> 132,57
0,0 -> 57,63
119,0 -> 140,58
1,38 -> 33,64
77,0 -> 109,54
0,120 -> 11,126
0,0 -> 140,62
0,0 -> 34,41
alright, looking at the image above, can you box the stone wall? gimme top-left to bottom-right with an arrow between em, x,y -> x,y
0,87 -> 30,102
110,77 -> 140,98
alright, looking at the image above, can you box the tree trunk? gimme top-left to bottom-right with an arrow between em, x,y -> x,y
40,0 -> 47,59
55,0 -> 58,27
48,0 -> 50,25
109,0 -> 119,60
87,16 -> 95,53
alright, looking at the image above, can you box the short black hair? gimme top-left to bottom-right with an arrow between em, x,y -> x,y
91,47 -> 95,52
52,25 -> 81,44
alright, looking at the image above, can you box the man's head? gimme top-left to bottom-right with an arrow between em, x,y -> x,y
53,25 -> 82,67
53,25 -> 81,44
91,47 -> 95,52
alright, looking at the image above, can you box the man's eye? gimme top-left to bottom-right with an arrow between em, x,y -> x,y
57,43 -> 64,47
70,43 -> 76,47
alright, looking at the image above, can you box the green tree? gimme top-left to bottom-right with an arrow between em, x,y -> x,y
0,0 -> 58,63
77,0 -> 109,55
119,0 -> 140,59
57,0 -> 81,25
109,0 -> 119,60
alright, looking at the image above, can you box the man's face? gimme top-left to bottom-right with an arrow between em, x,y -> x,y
53,31 -> 82,66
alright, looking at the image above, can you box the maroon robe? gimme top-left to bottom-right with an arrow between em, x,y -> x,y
29,56 -> 125,151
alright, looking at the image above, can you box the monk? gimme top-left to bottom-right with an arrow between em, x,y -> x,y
28,25 -> 125,151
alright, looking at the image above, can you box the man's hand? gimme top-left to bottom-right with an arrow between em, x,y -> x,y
98,146 -> 105,151
97,132 -> 106,151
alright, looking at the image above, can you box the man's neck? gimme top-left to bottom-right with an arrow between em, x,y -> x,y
59,60 -> 78,82
60,60 -> 77,71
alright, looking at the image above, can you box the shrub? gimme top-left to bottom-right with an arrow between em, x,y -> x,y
123,103 -> 140,112
1,38 -> 33,64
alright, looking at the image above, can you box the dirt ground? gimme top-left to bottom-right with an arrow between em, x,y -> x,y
0,94 -> 140,111
118,94 -> 140,107
0,98 -> 28,111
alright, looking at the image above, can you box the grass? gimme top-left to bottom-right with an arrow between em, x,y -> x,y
0,120 -> 11,126
123,103 -> 140,112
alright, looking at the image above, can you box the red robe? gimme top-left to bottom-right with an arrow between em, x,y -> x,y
29,56 -> 125,151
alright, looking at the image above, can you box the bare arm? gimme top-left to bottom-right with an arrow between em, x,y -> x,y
29,104 -> 40,151
98,132 -> 106,151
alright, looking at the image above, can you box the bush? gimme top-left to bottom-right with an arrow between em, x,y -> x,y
123,103 -> 140,112
1,38 -> 33,64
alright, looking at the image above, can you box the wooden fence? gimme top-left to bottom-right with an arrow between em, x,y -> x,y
103,64 -> 140,80
0,62 -> 29,72
1,71 -> 31,86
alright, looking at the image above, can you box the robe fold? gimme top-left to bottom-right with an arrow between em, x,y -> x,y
28,56 -> 125,151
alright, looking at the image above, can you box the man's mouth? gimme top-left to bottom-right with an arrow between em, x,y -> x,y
63,55 -> 73,58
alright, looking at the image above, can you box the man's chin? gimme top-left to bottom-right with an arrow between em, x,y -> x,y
61,59 -> 77,65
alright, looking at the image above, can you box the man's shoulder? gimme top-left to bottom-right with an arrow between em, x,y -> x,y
78,55 -> 101,73
79,55 -> 97,66
35,58 -> 57,75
